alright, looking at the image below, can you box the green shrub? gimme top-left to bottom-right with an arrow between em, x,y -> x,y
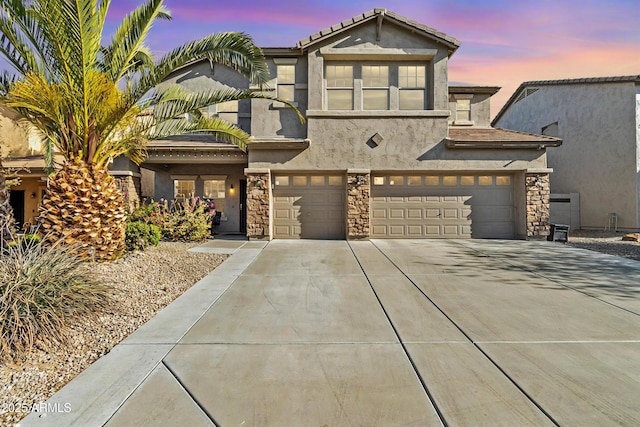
129,198 -> 213,242
125,221 -> 161,251
0,238 -> 112,359
7,233 -> 41,252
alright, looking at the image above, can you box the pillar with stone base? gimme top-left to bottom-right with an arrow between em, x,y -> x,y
245,169 -> 270,240
347,170 -> 370,240
525,173 -> 550,237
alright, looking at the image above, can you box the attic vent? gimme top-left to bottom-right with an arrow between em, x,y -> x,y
514,87 -> 539,104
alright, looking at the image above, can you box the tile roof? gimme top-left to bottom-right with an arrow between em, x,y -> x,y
296,8 -> 460,53
492,75 -> 640,125
445,127 -> 562,149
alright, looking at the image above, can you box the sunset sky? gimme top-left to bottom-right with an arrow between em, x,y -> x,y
104,0 -> 640,116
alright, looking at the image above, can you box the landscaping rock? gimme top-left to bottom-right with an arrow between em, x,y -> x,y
0,242 -> 227,426
622,233 -> 640,242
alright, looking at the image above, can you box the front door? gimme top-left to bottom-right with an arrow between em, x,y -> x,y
9,190 -> 25,230
240,179 -> 247,233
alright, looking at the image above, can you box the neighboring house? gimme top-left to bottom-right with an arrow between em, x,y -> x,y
493,75 -> 640,231
0,106 -> 48,230
7,8 -> 561,240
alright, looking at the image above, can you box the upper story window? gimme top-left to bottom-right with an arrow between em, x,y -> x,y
325,63 -> 428,111
277,64 -> 295,101
362,65 -> 388,110
455,99 -> 471,122
399,65 -> 426,110
326,65 -> 354,110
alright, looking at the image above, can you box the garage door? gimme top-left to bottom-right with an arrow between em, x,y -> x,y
273,174 -> 345,239
371,174 -> 514,238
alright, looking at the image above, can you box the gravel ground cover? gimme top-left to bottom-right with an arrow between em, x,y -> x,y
567,230 -> 640,261
0,242 -> 227,426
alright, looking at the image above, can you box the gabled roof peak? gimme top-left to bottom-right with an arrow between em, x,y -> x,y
296,8 -> 460,54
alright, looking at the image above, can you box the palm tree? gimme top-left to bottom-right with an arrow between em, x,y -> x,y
0,0 -> 298,260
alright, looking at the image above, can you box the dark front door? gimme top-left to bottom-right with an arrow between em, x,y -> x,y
9,190 -> 25,229
240,179 -> 247,233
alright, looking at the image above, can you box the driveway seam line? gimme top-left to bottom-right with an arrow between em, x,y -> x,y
367,240 -> 561,427
347,241 -> 448,427
162,360 -> 220,426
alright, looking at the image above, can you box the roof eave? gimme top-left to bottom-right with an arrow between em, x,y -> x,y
444,138 -> 562,149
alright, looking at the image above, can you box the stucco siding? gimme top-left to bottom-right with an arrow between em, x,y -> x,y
448,93 -> 492,127
249,114 -> 547,171
496,82 -> 639,229
251,56 -> 308,138
161,62 -> 252,133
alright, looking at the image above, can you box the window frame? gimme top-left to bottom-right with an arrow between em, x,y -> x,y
325,64 -> 354,110
324,62 -> 429,111
398,65 -> 427,110
362,64 -> 389,110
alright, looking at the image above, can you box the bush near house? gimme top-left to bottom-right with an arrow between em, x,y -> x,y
125,221 -> 161,252
128,198 -> 213,242
0,237 -> 111,359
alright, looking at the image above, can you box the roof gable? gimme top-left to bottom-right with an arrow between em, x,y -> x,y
296,8 -> 460,55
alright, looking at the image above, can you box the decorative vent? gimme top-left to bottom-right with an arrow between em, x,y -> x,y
514,87 -> 539,104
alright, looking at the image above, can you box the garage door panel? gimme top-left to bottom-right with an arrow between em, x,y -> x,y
371,174 -> 515,238
389,209 -> 405,219
407,208 -> 423,219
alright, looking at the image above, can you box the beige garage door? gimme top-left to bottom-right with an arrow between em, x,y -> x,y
272,174 -> 345,239
371,174 -> 514,238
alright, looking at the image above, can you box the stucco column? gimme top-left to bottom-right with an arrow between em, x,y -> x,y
525,173 -> 550,237
246,170 -> 270,240
347,170 -> 370,240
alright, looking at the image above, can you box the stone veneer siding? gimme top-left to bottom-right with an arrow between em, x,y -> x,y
246,173 -> 270,239
113,175 -> 141,212
526,173 -> 550,237
347,173 -> 370,239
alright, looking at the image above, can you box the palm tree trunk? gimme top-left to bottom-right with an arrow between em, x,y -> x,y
39,160 -> 126,261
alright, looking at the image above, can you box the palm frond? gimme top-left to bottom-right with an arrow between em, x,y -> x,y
102,0 -> 170,82
0,70 -> 16,96
149,115 -> 251,149
129,32 -> 270,104
0,0 -> 41,74
151,85 -> 304,123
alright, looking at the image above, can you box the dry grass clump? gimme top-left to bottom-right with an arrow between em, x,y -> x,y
0,238 -> 111,359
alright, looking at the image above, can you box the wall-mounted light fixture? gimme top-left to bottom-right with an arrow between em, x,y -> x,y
229,183 -> 235,194
30,192 -> 37,199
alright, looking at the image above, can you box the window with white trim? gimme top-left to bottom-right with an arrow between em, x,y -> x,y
399,65 -> 426,110
277,64 -> 295,101
325,63 -> 428,111
456,99 -> 471,122
174,180 -> 195,201
362,65 -> 388,110
326,65 -> 354,110
204,179 -> 226,217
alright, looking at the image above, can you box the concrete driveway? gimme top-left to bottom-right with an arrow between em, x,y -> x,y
22,239 -> 640,426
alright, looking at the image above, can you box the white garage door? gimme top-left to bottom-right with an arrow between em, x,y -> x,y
272,174 -> 345,239
371,174 -> 515,238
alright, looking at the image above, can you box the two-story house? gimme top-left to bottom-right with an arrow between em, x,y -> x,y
112,8 -> 562,240
493,75 -> 640,232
